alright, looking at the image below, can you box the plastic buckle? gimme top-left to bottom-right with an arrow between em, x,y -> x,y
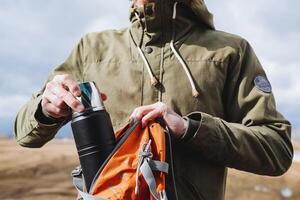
71,166 -> 83,177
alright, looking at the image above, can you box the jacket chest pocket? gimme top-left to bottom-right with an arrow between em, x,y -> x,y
162,60 -> 227,117
83,61 -> 143,130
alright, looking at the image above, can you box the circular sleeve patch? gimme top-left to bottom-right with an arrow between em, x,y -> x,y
254,75 -> 272,93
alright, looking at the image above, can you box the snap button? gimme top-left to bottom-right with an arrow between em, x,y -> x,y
144,46 -> 153,54
145,5 -> 154,16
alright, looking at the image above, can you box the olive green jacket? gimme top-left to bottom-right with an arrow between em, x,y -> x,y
15,0 -> 293,199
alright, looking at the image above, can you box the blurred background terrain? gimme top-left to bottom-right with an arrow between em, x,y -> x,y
0,139 -> 299,200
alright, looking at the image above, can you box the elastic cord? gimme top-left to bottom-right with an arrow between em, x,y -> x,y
131,12 -> 158,86
170,2 -> 200,97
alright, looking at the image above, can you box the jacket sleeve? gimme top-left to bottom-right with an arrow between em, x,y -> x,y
14,38 -> 85,148
181,40 -> 293,176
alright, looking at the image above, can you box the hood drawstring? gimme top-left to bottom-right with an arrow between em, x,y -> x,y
130,2 -> 200,97
130,12 -> 158,87
170,2 -> 199,98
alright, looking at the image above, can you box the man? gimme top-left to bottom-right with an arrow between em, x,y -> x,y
15,0 -> 293,199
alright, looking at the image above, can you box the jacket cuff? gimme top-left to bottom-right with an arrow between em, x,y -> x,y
34,100 -> 65,126
180,116 -> 201,142
183,112 -> 223,154
180,112 -> 217,143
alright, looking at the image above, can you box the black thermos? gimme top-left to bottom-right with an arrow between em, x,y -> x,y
71,82 -> 115,192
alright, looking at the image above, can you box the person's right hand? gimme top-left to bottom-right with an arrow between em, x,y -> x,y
41,74 -> 84,119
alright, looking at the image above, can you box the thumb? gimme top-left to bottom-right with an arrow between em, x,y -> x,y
100,93 -> 108,101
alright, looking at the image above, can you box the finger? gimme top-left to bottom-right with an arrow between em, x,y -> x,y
41,95 -> 50,109
43,102 -> 70,118
101,93 -> 107,101
43,90 -> 68,109
42,94 -> 69,118
49,82 -> 84,112
129,109 -> 138,120
130,105 -> 156,121
141,109 -> 162,128
54,75 -> 81,97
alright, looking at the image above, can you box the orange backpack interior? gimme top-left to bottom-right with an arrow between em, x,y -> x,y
73,121 -> 169,200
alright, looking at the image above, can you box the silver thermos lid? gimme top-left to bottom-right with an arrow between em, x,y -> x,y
72,82 -> 105,118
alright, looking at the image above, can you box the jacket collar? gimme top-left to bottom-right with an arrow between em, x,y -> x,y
129,1 -> 197,47
129,0 -> 214,47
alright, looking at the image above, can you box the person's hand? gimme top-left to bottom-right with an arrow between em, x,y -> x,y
41,74 -> 106,119
130,102 -> 188,138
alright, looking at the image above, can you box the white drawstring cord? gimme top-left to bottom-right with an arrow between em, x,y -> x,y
170,2 -> 200,97
131,3 -> 199,97
137,47 -> 158,86
134,12 -> 158,86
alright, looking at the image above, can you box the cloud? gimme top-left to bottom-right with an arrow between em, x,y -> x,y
0,95 -> 29,118
206,0 -> 300,59
0,1 -> 130,70
84,17 -> 130,34
264,61 -> 300,106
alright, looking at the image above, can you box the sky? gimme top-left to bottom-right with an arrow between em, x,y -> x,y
0,0 -> 299,139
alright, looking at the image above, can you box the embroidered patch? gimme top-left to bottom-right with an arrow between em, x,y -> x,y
254,75 -> 272,93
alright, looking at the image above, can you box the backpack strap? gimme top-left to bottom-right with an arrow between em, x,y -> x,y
135,140 -> 169,200
140,160 -> 168,200
73,175 -> 107,200
148,160 -> 169,174
72,167 -> 106,200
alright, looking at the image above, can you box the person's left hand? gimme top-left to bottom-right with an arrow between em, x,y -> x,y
130,102 -> 188,138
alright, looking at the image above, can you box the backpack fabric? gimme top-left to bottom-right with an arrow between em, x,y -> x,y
72,120 -> 170,200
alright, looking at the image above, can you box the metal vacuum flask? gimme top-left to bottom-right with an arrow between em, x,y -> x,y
71,82 -> 115,192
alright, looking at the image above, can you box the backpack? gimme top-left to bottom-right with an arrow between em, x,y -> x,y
72,120 -> 177,200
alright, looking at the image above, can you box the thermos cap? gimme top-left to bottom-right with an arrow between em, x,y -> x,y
73,82 -> 105,117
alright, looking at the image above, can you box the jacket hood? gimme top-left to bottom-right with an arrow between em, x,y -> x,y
187,0 -> 215,29
131,0 -> 215,30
